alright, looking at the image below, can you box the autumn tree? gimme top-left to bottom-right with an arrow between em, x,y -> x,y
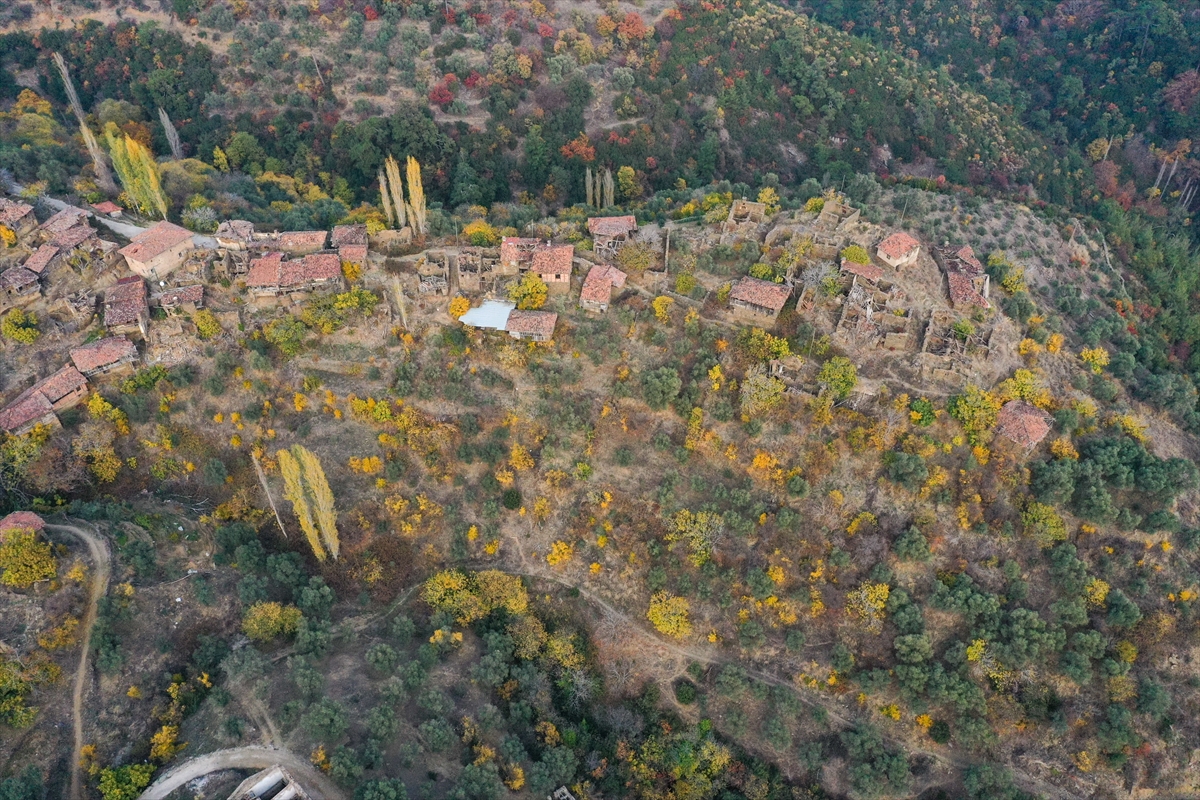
105,122 -> 167,218
818,356 -> 857,401
647,592 -> 691,638
242,601 -> 303,641
667,509 -> 724,566
422,569 -> 529,624
948,385 -> 1001,444
739,365 -> 784,419
1,309 -> 40,344
406,156 -> 427,236
508,272 -> 548,310
0,525 -> 57,588
277,445 -> 339,561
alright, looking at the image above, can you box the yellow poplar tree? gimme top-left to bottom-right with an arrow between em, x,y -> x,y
383,155 -> 407,229
277,447 -> 323,560
406,156 -> 426,235
105,123 -> 168,218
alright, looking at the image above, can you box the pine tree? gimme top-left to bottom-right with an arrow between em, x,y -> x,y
406,156 -> 426,236
278,447 -> 324,560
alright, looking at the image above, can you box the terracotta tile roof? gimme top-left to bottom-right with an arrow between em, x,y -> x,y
0,267 -> 38,291
500,237 -> 540,265
730,276 -> 791,312
119,221 -> 193,264
0,198 -> 34,226
216,220 -> 255,242
246,252 -> 286,287
0,511 -> 45,534
271,230 -> 328,250
996,400 -> 1053,448
36,365 -> 88,404
587,215 -> 637,237
22,245 -> 58,274
331,224 -> 368,247
0,391 -> 54,433
104,276 -> 148,327
506,310 -> 557,338
91,201 -> 122,215
946,272 -> 990,309
71,336 -> 137,374
339,244 -> 368,263
246,253 -> 340,289
942,244 -> 984,275
530,244 -> 575,276
302,253 -> 342,282
877,232 -> 920,260
841,259 -> 884,282
41,206 -> 89,234
580,264 -> 628,304
50,223 -> 96,251
154,284 -> 204,306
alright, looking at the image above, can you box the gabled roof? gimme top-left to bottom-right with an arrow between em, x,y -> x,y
153,284 -> 204,306
331,224 -> 368,247
36,365 -> 88,404
301,253 -> 342,281
0,391 -> 54,433
0,267 -> 38,291
339,244 -> 368,264
730,276 -> 791,312
119,221 -> 193,263
580,263 -> 627,304
41,206 -> 89,234
587,215 -> 637,237
841,259 -> 884,282
71,336 -> 138,374
245,252 -> 286,287
91,201 -> 122,215
245,252 -> 340,289
995,400 -> 1053,449
22,245 -> 59,275
0,511 -> 45,534
877,232 -> 920,260
0,198 -> 34,226
940,244 -> 984,275
530,244 -> 574,276
50,223 -> 97,251
265,230 -> 328,250
104,276 -> 148,326
946,272 -> 990,309
506,310 -> 557,338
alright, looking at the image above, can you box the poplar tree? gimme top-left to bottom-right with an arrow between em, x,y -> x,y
105,123 -> 168,219
406,156 -> 427,236
276,445 -> 339,561
384,155 -> 407,229
278,447 -> 323,560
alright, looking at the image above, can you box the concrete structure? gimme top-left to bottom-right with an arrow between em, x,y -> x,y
459,299 -> 515,332
876,232 -> 920,268
245,253 -> 342,297
227,765 -> 312,800
729,276 -> 791,323
120,221 -> 195,279
0,198 -> 36,239
70,336 -> 139,377
529,244 -> 575,291
104,276 -> 150,337
579,263 -> 627,312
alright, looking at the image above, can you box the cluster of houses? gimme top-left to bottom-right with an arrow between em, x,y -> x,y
1,199 -> 116,312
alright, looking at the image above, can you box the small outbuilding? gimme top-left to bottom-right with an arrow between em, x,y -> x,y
70,336 -> 139,378
729,276 -> 792,323
876,232 -> 920,269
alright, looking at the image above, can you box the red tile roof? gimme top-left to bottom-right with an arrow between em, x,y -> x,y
946,272 -> 990,309
301,253 -> 342,282
877,232 -> 920,260
339,244 -> 368,264
580,264 -> 627,304
246,252 -> 286,287
0,391 -> 54,433
500,237 -> 540,265
50,223 -> 96,251
530,244 -> 575,276
943,244 -> 984,275
331,224 -> 368,247
41,206 -> 89,234
119,221 -> 193,263
587,215 -> 637,237
841,259 -> 884,282
22,245 -> 58,275
246,252 -> 340,289
996,401 -> 1053,448
71,336 -> 138,374
730,276 -> 791,312
91,201 -> 122,215
0,198 -> 34,226
506,310 -> 557,338
36,365 -> 88,404
104,276 -> 148,327
154,284 -> 204,306
0,267 -> 38,291
270,230 -> 328,250
0,511 -> 45,534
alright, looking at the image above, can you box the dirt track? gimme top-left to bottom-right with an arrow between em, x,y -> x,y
136,745 -> 345,800
45,521 -> 111,800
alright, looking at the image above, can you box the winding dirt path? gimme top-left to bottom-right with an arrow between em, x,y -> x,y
45,521 -> 111,800
135,745 -> 344,800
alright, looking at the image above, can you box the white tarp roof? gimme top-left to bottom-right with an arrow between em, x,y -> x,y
459,300 -> 514,331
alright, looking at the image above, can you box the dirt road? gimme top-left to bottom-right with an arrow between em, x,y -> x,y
45,521 -> 111,800
136,745 -> 344,800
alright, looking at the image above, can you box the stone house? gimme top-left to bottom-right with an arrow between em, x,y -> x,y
579,263 -> 627,312
729,276 -> 792,323
815,198 -> 860,231
215,220 -> 256,251
254,230 -> 328,256
49,221 -> 105,267
455,247 -> 501,294
70,336 -> 139,377
529,244 -> 575,292
152,284 -> 204,316
120,221 -> 195,279
839,257 -> 884,284
499,237 -> 541,274
995,400 -> 1053,450
90,200 -> 122,218
727,199 -> 767,226
21,245 -> 60,277
39,206 -> 89,238
936,244 -> 990,310
0,267 -> 40,309
0,365 -> 89,434
104,276 -> 150,337
587,216 -> 638,258
876,232 -> 921,268
245,253 -> 343,297
506,310 -> 557,342
332,224 -> 369,267
0,198 -> 36,239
